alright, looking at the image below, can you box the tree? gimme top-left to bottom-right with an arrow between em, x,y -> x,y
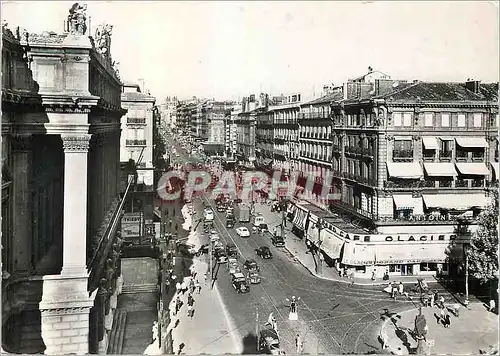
467,191 -> 498,284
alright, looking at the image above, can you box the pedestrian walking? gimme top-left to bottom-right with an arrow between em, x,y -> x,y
371,270 -> 376,281
189,278 -> 195,293
439,295 -> 445,308
430,292 -> 435,307
434,291 -> 439,307
174,296 -> 182,315
444,310 -> 451,328
295,334 -> 302,354
439,306 -> 446,325
398,282 -> 404,295
176,282 -> 181,294
195,279 -> 201,294
391,284 -> 397,301
181,280 -> 188,294
453,303 -> 460,317
187,294 -> 195,318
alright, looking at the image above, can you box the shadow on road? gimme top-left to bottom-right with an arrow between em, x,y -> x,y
241,333 -> 258,354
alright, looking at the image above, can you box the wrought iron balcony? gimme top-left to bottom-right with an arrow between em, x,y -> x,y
456,179 -> 469,188
472,179 -> 484,188
126,139 -> 147,146
438,150 -> 452,161
384,180 -> 435,189
438,180 -> 452,188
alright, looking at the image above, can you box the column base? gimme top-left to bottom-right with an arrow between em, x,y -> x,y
40,274 -> 97,355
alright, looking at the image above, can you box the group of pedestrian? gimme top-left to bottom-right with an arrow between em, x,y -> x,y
384,281 -> 406,300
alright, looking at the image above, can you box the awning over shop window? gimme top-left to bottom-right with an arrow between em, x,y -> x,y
422,137 -> 439,150
491,162 -> 499,179
375,244 -> 448,264
287,203 -> 297,215
455,163 -> 490,176
386,162 -> 423,179
455,137 -> 489,148
423,163 -> 457,177
292,206 -> 308,231
342,243 -> 376,266
306,225 -> 344,260
393,195 -> 416,209
422,194 -> 488,210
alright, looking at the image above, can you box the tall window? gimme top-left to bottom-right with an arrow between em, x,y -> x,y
424,113 -> 433,127
473,113 -> 482,128
393,113 -> 402,126
458,114 -> 466,127
441,113 -> 450,127
394,139 -> 413,151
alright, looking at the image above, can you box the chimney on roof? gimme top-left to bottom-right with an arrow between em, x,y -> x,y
465,79 -> 481,94
368,66 -> 373,73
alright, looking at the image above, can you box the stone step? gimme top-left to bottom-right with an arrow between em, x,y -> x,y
107,310 -> 127,354
121,284 -> 158,293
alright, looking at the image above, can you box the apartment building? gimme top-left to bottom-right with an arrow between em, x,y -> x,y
121,82 -> 156,187
225,103 -> 240,157
159,96 -> 178,131
203,101 -> 229,156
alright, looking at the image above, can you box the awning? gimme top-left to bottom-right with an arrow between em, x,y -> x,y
455,137 -> 489,148
393,195 -> 415,209
375,244 -> 448,264
455,163 -> 490,175
423,163 -> 457,177
491,162 -> 499,179
306,226 -> 344,260
292,206 -> 308,230
422,194 -> 488,210
422,137 -> 439,150
342,243 -> 376,266
386,162 -> 423,179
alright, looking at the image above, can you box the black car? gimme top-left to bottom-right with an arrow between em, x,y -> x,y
214,248 -> 228,264
217,204 -> 226,213
259,224 -> 269,233
243,259 -> 260,272
271,235 -> 285,247
255,246 -> 273,259
231,272 -> 250,293
226,243 -> 238,258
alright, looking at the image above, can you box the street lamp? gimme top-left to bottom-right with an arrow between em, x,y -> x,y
315,218 -> 327,275
464,243 -> 470,307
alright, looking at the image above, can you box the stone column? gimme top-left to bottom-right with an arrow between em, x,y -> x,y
11,134 -> 33,275
61,134 -> 91,275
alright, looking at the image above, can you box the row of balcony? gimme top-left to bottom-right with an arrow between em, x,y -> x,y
344,145 -> 374,157
384,178 -> 486,189
299,112 -> 331,120
274,119 -> 299,125
299,132 -> 332,140
299,152 -> 332,162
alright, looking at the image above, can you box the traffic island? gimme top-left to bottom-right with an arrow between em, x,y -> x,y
380,303 -> 498,355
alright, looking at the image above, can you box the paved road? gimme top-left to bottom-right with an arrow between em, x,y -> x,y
168,139 -> 457,355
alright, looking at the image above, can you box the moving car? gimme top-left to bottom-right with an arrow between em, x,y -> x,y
231,272 -> 250,293
243,259 -> 259,272
226,243 -> 238,258
204,208 -> 214,221
227,258 -> 241,274
259,223 -> 269,233
248,271 -> 261,284
210,234 -> 220,244
253,214 -> 265,227
236,227 -> 250,237
255,246 -> 273,259
259,328 -> 283,355
216,203 -> 226,213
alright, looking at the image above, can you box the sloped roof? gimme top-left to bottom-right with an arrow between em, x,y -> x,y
479,83 -> 499,101
375,82 -> 493,102
349,70 -> 390,82
302,91 -> 343,106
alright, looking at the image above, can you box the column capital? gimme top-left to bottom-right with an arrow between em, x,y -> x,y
62,134 -> 91,152
11,134 -> 33,152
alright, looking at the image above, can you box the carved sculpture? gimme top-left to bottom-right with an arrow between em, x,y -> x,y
68,3 -> 87,35
94,23 -> 113,58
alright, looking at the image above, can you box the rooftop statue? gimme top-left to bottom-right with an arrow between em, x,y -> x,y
68,3 -> 87,35
95,23 -> 113,58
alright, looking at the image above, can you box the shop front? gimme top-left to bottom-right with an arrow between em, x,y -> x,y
291,204 -> 309,238
306,222 -> 345,267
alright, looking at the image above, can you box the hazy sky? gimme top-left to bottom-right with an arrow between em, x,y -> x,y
2,1 -> 499,102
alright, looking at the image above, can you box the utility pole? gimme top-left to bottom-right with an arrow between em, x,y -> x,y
209,240 -> 213,289
464,243 -> 469,306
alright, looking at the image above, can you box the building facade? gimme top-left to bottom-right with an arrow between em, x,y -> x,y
120,82 -> 156,187
225,103 -> 240,157
2,11 -> 128,354
203,101 -> 228,155
235,94 -> 267,164
158,96 -> 178,131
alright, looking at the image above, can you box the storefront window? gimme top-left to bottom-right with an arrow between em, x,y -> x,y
395,208 -> 413,219
355,266 -> 366,273
389,265 -> 401,273
420,263 -> 438,272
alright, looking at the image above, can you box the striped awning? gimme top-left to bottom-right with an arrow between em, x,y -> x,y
292,206 -> 308,230
393,195 -> 415,209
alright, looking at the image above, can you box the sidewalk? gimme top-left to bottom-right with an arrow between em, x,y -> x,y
168,258 -> 242,354
253,202 -> 438,287
380,303 -> 498,355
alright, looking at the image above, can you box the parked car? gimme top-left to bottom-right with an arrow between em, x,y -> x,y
226,243 -> 238,258
210,234 -> 220,244
231,272 -> 250,293
243,259 -> 260,272
271,234 -> 285,247
204,208 -> 214,221
214,248 -> 228,264
259,223 -> 269,233
236,227 -> 250,237
255,246 -> 273,259
227,258 -> 241,274
248,271 -> 261,284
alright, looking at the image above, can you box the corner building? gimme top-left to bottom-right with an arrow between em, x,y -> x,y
2,12 -> 129,354
324,79 -> 498,278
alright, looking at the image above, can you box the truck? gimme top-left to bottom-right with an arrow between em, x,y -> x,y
235,204 -> 250,223
226,213 -> 235,228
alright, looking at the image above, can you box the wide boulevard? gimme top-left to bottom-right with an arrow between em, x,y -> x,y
169,142 -> 446,354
